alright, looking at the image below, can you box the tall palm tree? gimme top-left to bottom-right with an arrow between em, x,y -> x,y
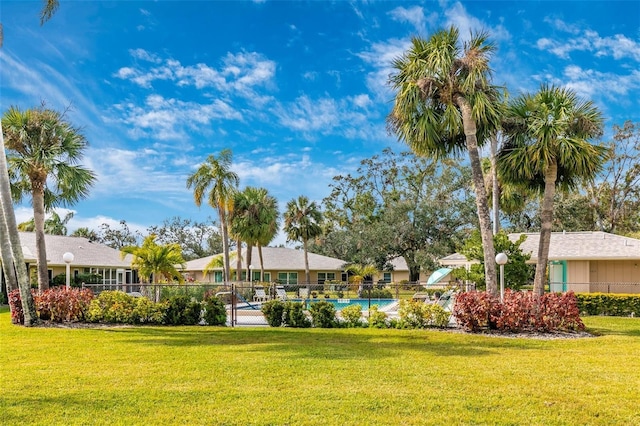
498,84 -> 607,295
230,187 -> 280,282
3,106 -> 96,292
284,195 -> 323,284
0,0 -> 59,325
387,27 -> 503,295
186,149 -> 239,283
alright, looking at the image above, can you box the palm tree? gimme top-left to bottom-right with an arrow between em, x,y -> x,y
70,227 -> 99,241
387,27 -> 503,295
498,84 -> 607,295
284,196 -> 323,284
3,106 -> 96,292
18,211 -> 74,235
186,149 -> 239,283
345,263 -> 379,296
230,187 -> 280,282
0,0 -> 59,325
121,235 -> 186,301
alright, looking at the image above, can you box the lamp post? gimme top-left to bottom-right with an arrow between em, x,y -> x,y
495,252 -> 508,302
62,252 -> 74,289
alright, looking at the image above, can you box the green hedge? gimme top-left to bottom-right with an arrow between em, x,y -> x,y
576,293 -> 640,317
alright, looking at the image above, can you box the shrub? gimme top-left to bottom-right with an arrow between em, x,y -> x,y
164,295 -> 201,325
368,305 -> 388,329
132,297 -> 165,324
309,300 -> 336,328
8,289 -> 25,324
261,300 -> 285,327
453,290 -> 585,332
452,291 -> 500,332
398,300 -> 451,329
35,287 -> 94,322
340,304 -> 363,327
87,291 -> 137,323
360,288 -> 394,299
283,301 -> 311,328
576,293 -> 640,317
202,295 -> 227,326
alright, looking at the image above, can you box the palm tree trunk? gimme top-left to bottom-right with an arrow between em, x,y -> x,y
219,209 -> 231,283
533,161 -> 558,296
490,134 -> 500,234
258,244 -> 265,282
303,239 -> 310,284
1,217 -> 19,292
32,183 -> 50,292
0,127 -> 37,325
456,95 -> 498,295
245,243 -> 253,282
235,238 -> 242,282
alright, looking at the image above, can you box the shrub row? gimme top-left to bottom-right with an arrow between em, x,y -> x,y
453,290 -> 585,332
8,289 -> 227,326
576,293 -> 640,317
261,299 -> 450,330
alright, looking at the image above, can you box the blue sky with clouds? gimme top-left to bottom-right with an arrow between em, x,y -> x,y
1,1 -> 639,244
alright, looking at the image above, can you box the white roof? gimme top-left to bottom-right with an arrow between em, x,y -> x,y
511,231 -> 640,261
184,246 -> 346,272
18,232 -> 132,268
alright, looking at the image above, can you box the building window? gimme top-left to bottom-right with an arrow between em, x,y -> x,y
277,272 -> 298,285
213,271 -> 223,283
318,272 -> 336,284
383,272 -> 392,282
252,271 -> 271,282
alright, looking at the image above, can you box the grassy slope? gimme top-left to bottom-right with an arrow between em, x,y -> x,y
1,307 -> 639,425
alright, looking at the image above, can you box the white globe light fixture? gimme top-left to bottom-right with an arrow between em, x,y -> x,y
495,252 -> 509,302
63,252 -> 75,289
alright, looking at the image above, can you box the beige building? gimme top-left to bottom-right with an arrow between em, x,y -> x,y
514,231 -> 640,293
2,233 -> 137,289
441,231 -> 640,293
183,246 -> 347,285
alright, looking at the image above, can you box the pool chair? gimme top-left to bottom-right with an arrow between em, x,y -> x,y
276,286 -> 288,301
253,286 -> 269,302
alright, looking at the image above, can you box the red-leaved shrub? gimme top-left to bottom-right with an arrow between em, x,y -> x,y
8,287 -> 94,324
35,287 -> 94,322
8,289 -> 25,325
453,290 -> 585,333
452,291 -> 500,332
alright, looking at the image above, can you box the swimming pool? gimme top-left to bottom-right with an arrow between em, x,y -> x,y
304,298 -> 397,310
236,298 -> 398,311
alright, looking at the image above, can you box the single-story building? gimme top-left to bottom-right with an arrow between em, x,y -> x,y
183,246 -> 347,285
513,231 -> 640,293
1,232 -> 137,291
440,231 -> 640,293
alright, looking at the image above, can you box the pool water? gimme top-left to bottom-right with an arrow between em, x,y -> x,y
305,298 -> 397,310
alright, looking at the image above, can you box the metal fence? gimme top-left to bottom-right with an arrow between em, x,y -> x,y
81,280 -> 640,327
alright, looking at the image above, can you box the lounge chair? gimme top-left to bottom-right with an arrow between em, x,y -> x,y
253,286 -> 269,302
276,285 -> 288,301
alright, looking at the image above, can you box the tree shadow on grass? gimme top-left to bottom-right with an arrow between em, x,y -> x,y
95,326 -> 550,361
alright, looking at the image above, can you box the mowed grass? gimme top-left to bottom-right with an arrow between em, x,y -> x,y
1,307 -> 639,425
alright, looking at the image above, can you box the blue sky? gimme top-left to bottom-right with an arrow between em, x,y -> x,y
1,1 -> 639,245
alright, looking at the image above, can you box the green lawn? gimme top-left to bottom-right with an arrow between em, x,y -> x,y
1,307 -> 639,425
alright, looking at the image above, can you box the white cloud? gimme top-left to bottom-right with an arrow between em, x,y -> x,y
114,94 -> 242,141
536,22 -> 640,61
114,50 -> 277,95
388,6 -> 427,32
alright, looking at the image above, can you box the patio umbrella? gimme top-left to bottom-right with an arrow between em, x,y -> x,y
426,268 -> 452,286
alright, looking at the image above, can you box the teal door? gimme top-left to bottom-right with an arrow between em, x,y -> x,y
548,261 -> 567,292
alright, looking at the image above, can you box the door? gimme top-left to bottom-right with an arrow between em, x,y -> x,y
549,261 -> 566,292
